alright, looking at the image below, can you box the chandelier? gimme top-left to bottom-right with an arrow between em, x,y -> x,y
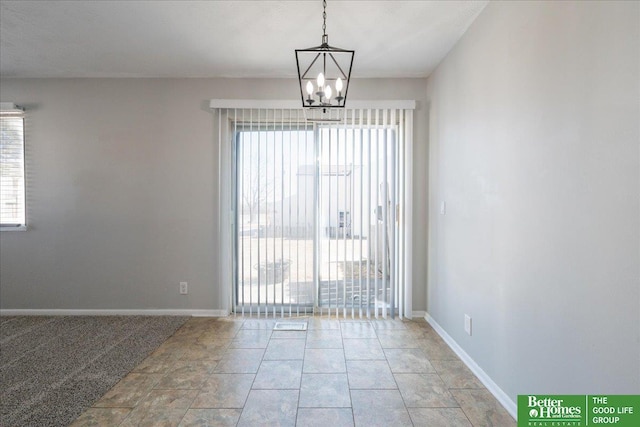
295,0 -> 354,110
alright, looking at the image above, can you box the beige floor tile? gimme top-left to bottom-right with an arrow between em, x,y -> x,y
197,328 -> 239,341
306,328 -> 341,337
431,359 -> 485,389
190,374 -> 254,408
155,361 -> 218,389
213,348 -> 264,373
171,327 -> 205,341
351,389 -> 412,426
307,328 -> 342,338
252,360 -> 303,389
179,409 -> 242,426
193,338 -> 232,350
420,334 -> 460,360
69,408 -> 131,426
175,320 -> 215,336
136,388 -> 198,409
299,373 -> 351,408
121,408 -> 187,427
172,328 -> 206,340
408,407 -> 473,427
303,348 -> 346,373
271,330 -> 307,339
343,338 -> 385,360
229,329 -> 272,348
133,354 -> 179,374
347,360 -> 397,389
394,373 -> 459,408
306,335 -> 344,349
377,329 -> 426,348
306,329 -> 343,349
371,318 -> 409,330
200,316 -> 245,332
197,321 -> 243,340
237,389 -> 299,427
296,408 -> 354,426
118,389 -> 197,426
241,318 -> 277,330
384,348 -> 436,373
234,328 -> 274,339
405,323 -> 432,334
451,389 -> 516,427
340,321 -> 377,338
178,342 -> 228,361
213,317 -> 246,325
263,338 -> 306,360
93,373 -> 163,408
151,338 -> 193,358
307,317 -> 341,330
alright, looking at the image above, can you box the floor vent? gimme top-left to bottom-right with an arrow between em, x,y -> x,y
273,322 -> 308,331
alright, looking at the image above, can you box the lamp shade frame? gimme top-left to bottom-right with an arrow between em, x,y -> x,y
295,42 -> 354,109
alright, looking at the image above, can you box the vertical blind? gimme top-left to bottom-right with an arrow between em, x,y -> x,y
317,109 -> 404,319
215,103 -> 413,319
232,109 -> 315,318
0,104 -> 26,228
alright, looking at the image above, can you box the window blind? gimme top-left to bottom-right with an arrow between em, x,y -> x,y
214,102 -> 414,319
0,103 -> 26,228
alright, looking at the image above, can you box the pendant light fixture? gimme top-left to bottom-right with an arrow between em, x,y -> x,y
295,0 -> 354,110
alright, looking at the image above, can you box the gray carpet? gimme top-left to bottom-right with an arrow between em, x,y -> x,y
0,315 -> 189,427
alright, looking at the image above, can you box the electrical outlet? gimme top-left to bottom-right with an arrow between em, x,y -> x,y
440,201 -> 446,215
179,282 -> 188,295
464,314 -> 472,336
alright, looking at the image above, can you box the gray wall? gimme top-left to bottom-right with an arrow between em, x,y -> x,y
426,0 -> 639,402
0,78 -> 428,311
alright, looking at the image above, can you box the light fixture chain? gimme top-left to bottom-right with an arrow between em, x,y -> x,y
322,0 -> 327,36
296,0 -> 352,109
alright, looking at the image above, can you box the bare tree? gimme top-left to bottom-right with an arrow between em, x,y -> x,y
242,170 -> 274,223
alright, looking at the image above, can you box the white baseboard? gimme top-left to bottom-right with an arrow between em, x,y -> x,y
0,309 -> 229,317
425,313 -> 517,420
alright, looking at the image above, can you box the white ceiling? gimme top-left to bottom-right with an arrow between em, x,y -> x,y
0,0 -> 487,78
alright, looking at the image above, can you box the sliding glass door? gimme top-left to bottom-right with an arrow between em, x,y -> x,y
230,108 -> 409,318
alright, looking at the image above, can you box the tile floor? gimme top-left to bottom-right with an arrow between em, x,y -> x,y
71,316 -> 515,427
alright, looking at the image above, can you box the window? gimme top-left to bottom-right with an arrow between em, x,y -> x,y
0,103 -> 26,229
